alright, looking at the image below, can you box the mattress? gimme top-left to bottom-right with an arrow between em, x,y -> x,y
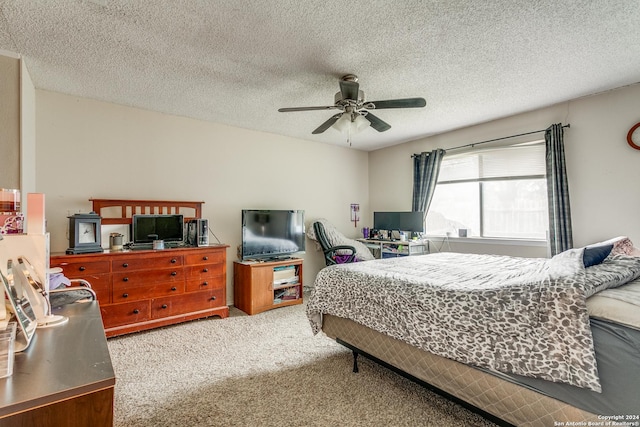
308,252 -> 640,392
322,314 -> 600,427
490,318 -> 640,416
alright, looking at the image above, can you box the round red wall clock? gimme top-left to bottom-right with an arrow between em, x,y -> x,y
627,122 -> 640,150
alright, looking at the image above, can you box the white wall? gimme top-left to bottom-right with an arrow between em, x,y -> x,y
369,83 -> 640,256
0,54 -> 20,190
35,91 -> 370,301
20,58 -> 37,198
0,52 -> 36,218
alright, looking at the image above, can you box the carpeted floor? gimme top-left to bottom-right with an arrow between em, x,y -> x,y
107,300 -> 499,427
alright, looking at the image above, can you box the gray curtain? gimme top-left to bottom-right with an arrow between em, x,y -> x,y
545,123 -> 573,255
412,149 -> 446,217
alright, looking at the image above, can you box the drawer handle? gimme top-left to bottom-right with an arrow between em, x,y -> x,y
203,268 -> 209,273
171,258 -> 177,263
122,263 -> 128,268
171,286 -> 177,291
202,281 -> 208,287
210,296 -> 216,301
123,293 -> 129,298
79,266 -> 86,272
133,309 -> 139,314
123,277 -> 129,282
203,256 -> 209,261
171,271 -> 177,276
161,304 -> 168,309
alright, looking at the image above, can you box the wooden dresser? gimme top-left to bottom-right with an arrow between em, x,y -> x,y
51,245 -> 229,337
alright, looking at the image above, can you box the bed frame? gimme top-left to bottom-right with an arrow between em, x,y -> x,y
89,198 -> 203,225
322,314 -> 600,427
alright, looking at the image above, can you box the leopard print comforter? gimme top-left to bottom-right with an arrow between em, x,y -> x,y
306,252 -> 640,392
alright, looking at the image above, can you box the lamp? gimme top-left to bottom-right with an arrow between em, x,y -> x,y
332,112 -> 370,145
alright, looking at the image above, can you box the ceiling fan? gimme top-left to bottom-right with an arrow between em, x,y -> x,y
278,74 -> 426,135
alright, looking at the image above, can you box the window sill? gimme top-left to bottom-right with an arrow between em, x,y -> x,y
425,235 -> 548,247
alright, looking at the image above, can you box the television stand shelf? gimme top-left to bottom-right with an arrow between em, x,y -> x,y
233,258 -> 303,315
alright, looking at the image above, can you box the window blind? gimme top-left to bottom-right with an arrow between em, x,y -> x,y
438,143 -> 545,182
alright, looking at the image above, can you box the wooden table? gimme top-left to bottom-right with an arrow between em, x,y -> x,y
0,302 -> 115,426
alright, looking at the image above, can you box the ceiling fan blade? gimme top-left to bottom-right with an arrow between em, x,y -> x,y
339,80 -> 360,100
312,114 -> 341,134
278,105 -> 337,112
367,97 -> 426,109
365,113 -> 391,132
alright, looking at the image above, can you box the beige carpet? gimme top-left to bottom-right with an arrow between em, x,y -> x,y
107,300 -> 499,427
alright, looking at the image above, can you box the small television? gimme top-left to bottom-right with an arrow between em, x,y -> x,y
241,209 -> 305,260
374,211 -> 425,232
131,214 -> 185,244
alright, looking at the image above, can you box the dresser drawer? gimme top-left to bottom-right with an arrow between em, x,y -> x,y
184,250 -> 225,265
80,274 -> 112,303
151,289 -> 224,318
112,282 -> 185,303
52,260 -> 110,276
185,276 -> 224,292
184,263 -> 224,280
52,261 -> 112,304
111,255 -> 183,272
101,301 -> 151,328
113,268 -> 183,286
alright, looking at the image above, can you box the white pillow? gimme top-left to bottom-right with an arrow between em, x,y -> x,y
548,248 -> 585,279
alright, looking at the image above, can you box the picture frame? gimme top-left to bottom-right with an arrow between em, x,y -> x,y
1,260 -> 37,352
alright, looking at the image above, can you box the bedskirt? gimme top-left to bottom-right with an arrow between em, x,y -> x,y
322,314 -> 600,427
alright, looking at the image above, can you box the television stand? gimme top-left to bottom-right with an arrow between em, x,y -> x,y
233,258 -> 303,315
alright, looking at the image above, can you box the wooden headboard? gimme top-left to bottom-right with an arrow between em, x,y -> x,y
90,199 -> 203,225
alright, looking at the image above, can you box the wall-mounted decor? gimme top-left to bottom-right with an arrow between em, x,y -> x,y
627,122 -> 640,150
350,203 -> 360,227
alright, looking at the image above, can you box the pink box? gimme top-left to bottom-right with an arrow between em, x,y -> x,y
27,193 -> 46,235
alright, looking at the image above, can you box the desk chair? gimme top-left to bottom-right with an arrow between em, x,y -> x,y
313,221 -> 358,266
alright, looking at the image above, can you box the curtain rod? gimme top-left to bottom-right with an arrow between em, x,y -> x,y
412,124 -> 571,157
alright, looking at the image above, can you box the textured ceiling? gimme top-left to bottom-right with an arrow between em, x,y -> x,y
1,1 -> 640,151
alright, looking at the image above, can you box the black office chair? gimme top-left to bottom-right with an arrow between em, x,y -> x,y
313,221 -> 358,266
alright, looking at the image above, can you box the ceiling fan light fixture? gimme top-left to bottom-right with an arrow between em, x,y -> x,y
332,113 -> 352,133
353,114 -> 370,133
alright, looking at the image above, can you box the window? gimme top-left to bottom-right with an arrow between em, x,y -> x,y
426,142 -> 548,240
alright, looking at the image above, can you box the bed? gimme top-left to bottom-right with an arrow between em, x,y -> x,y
306,242 -> 640,427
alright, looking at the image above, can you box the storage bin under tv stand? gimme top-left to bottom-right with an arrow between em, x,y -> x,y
233,258 -> 303,315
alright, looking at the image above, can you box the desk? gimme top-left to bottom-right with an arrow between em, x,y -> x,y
358,239 -> 429,259
0,302 -> 115,426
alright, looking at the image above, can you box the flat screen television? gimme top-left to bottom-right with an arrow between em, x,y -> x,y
241,209 -> 305,260
373,211 -> 425,232
131,214 -> 185,244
